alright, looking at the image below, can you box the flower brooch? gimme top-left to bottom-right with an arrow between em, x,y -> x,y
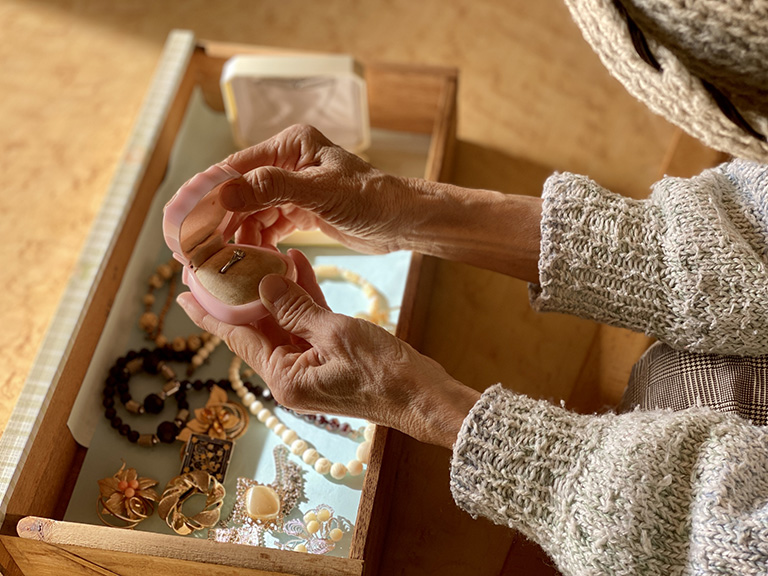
97,462 -> 159,529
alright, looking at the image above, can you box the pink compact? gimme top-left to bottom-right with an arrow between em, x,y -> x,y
163,164 -> 296,325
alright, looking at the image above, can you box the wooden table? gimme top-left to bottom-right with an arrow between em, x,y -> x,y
0,1 -> 722,574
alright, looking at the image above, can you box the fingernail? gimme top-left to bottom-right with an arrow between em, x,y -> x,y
259,275 -> 289,303
176,293 -> 191,311
220,179 -> 248,209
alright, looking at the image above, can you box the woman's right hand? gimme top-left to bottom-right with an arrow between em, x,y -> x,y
217,124 -> 418,254
176,249 -> 481,449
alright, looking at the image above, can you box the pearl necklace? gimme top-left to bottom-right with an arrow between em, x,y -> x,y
229,356 -> 373,480
313,265 -> 393,330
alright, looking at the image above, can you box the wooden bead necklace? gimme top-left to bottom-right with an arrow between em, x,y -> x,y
139,259 -> 182,347
229,355 -> 374,480
138,258 -> 223,375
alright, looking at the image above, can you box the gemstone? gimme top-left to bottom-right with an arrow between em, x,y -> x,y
244,485 -> 281,522
143,393 -> 165,414
157,421 -> 180,443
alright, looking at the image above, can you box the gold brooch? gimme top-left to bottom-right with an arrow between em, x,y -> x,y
96,462 -> 159,529
177,384 -> 249,442
158,470 -> 226,535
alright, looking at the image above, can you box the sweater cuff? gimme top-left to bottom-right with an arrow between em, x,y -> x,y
450,384 -> 590,543
528,172 -> 666,335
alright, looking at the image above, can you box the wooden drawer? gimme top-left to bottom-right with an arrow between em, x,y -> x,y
0,30 -> 456,576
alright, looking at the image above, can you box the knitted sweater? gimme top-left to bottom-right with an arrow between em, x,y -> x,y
451,160 -> 768,575
529,159 -> 768,357
451,386 -> 768,575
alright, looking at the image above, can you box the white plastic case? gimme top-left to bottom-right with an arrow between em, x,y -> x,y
221,54 -> 371,153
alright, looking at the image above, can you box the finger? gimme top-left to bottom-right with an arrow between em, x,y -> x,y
260,214 -> 302,247
219,134 -> 286,175
233,217 -> 263,246
258,274 -> 335,341
222,124 -> 332,174
217,177 -> 254,211
218,165 -> 281,211
232,208 -> 283,245
219,125 -> 328,212
256,313 -> 311,352
176,292 -> 275,367
222,165 -> 323,212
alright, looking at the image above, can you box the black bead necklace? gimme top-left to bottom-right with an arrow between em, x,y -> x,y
103,346 -> 274,447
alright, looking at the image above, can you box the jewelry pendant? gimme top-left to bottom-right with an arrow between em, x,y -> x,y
209,445 -> 305,543
180,433 -> 235,483
220,249 -> 246,274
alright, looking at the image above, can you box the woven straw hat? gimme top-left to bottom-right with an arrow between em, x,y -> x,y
563,0 -> 768,162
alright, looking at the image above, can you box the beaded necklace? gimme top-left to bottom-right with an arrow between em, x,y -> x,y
138,258 -> 223,374
103,346 -> 273,447
313,264 -> 393,329
110,262 -> 384,467
229,356 -> 374,480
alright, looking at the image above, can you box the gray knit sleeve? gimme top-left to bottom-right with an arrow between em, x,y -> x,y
529,159 -> 768,356
450,384 -> 768,576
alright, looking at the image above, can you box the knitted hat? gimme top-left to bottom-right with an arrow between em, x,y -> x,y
562,0 -> 768,162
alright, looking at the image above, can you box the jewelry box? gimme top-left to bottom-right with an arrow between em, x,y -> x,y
0,31 -> 457,576
163,163 -> 297,325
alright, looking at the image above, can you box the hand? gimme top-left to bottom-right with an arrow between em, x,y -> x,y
217,124 -> 417,254
176,250 -> 480,449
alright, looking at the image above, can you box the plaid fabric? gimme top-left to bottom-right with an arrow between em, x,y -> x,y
619,341 -> 768,425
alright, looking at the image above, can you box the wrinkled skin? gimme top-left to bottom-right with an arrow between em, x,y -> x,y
178,125 -> 479,448
177,250 -> 477,448
218,124 -> 415,254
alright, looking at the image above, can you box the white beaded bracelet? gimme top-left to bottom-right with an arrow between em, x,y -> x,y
229,356 -> 373,480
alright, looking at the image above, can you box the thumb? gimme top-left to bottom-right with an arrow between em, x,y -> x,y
221,166 -> 295,211
259,274 -> 329,339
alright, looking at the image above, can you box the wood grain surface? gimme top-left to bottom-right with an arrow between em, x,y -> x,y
0,1 -> 721,575
0,0 -> 673,437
